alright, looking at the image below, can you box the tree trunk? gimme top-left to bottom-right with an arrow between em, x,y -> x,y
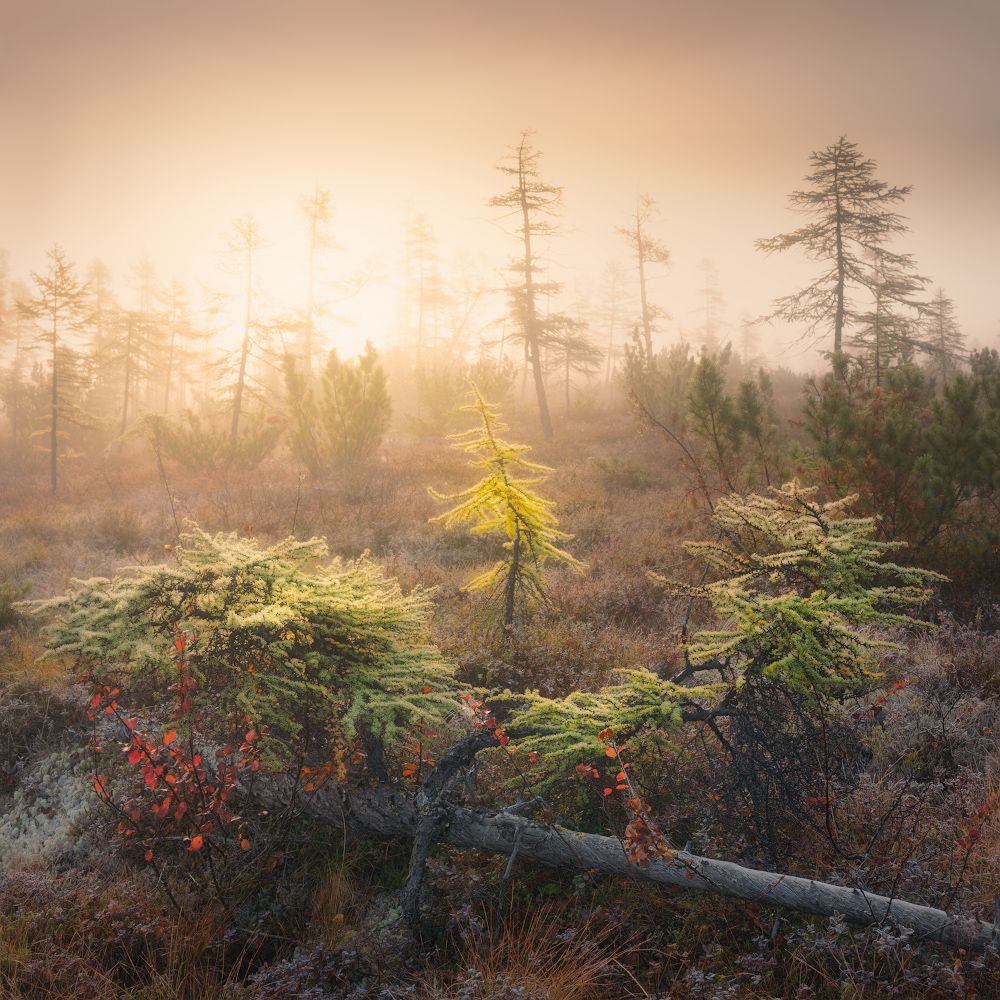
120,316 -> 133,439
230,249 -> 253,445
503,523 -> 521,629
163,311 -> 177,413
636,213 -> 653,359
832,149 -> 846,358
50,314 -> 58,496
518,154 -> 553,440
290,777 -> 997,953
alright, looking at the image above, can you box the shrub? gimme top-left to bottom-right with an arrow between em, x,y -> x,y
149,410 -> 281,474
27,526 -> 457,760
284,341 -> 392,476
23,527 -> 460,906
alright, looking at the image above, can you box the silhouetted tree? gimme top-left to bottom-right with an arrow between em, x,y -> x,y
758,136 -> 916,357
696,258 -> 726,352
619,194 -> 670,358
547,321 -> 602,412
922,288 -> 965,386
19,246 -> 89,493
490,132 -> 563,439
301,187 -> 334,374
159,279 -> 204,414
848,249 -> 927,386
598,260 -> 629,387
405,213 -> 442,376
226,216 -> 267,445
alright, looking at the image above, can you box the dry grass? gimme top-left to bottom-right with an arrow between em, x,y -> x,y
441,904 -> 643,1000
1,406 -> 998,998
308,861 -> 358,950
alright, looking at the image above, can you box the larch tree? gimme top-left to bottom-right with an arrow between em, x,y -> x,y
922,288 -> 965,386
599,259 -> 629,387
430,389 -> 582,629
619,194 -> 671,359
757,136 -> 916,357
405,213 -> 441,376
226,215 -> 267,445
847,249 -> 927,386
696,258 -> 726,352
547,321 -> 603,412
159,279 -> 203,414
738,315 -> 763,367
489,132 -> 566,439
20,246 -> 89,494
83,260 -> 116,421
301,187 -> 334,374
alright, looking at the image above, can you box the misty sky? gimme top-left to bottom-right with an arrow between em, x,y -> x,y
2,0 -> 998,366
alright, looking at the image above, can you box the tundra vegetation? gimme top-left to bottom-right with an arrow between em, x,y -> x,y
1,135 -> 998,1000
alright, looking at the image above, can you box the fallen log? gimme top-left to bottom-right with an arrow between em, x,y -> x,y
442,807 -> 997,953
296,777 -> 997,953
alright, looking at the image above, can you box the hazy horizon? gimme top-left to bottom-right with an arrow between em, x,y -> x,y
3,0 -> 998,369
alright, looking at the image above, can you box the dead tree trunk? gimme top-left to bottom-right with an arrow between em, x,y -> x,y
292,770 -> 996,953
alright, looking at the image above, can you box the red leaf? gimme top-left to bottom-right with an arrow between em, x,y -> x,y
163,730 -> 176,746
127,750 -> 142,765
144,849 -> 154,862
188,835 -> 204,852
603,787 -> 613,797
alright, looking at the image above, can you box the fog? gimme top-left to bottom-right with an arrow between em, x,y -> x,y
2,0 -> 997,367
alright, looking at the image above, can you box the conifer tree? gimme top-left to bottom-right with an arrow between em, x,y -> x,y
490,132 -> 569,439
19,245 -> 89,493
757,137 -> 917,357
26,526 -> 456,762
430,390 -> 582,629
546,321 -> 602,412
0,277 -> 33,454
157,279 -> 204,414
696,258 -> 726,352
405,213 -> 447,378
225,215 -> 267,445
658,481 -> 944,695
922,288 -> 965,386
618,194 -> 671,359
627,342 -> 783,498
284,341 -> 391,475
598,260 -> 629,387
301,187 -> 334,375
510,482 -> 942,770
104,306 -> 167,439
848,249 -> 927,386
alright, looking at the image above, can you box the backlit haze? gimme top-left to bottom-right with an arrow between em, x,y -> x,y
3,0 -> 998,367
